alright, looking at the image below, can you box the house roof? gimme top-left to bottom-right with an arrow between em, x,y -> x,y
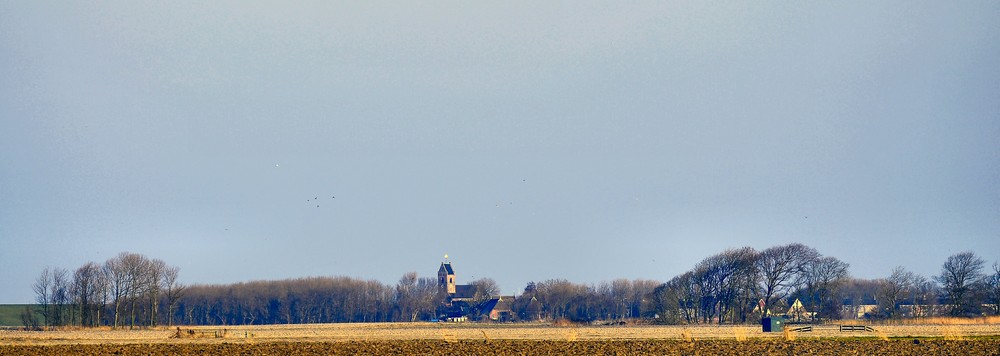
787,298 -> 808,313
453,284 -> 478,299
480,298 -> 500,312
439,262 -> 454,275
480,296 -> 515,315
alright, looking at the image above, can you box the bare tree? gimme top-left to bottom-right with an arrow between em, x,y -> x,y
163,265 -> 185,326
908,275 -> 937,318
876,266 -> 915,319
32,267 -> 71,327
32,267 -> 52,328
648,274 -> 694,324
631,279 -> 660,319
607,279 -> 633,320
145,259 -> 166,326
72,262 -> 104,327
690,247 -> 760,324
935,251 -> 985,316
20,305 -> 40,330
755,243 -> 819,316
104,253 -> 132,329
394,272 -> 438,321
801,256 -> 849,320
470,278 -> 500,302
986,262 -> 1000,315
50,267 -> 70,326
122,253 -> 153,329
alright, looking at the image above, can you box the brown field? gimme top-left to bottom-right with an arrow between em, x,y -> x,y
2,322 -> 1000,355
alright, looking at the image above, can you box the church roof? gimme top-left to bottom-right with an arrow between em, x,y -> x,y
453,284 -> 478,299
439,262 -> 454,275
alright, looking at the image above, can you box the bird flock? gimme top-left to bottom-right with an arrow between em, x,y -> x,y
307,196 -> 335,208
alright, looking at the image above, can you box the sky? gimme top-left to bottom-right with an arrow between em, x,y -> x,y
1,1 -> 998,303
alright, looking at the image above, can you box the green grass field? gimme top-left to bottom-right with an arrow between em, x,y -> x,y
0,305 -> 35,326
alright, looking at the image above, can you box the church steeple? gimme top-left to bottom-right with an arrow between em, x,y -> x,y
437,255 -> 456,295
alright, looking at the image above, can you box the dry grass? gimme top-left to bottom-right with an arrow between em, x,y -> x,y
874,328 -> 890,341
835,316 -> 1000,326
733,327 -> 747,342
1,322 -> 999,346
782,327 -> 795,341
942,326 -> 966,340
679,328 -> 692,342
902,316 -> 1000,325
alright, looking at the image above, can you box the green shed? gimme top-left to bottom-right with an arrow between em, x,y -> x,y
762,316 -> 785,332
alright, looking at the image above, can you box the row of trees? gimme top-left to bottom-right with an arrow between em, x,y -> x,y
646,246 -> 1000,324
644,244 -> 848,324
28,252 -> 184,329
31,247 -> 1000,327
174,274 -> 445,325
171,272 -> 512,325
171,276 -> 661,325
870,252 -> 1000,319
510,279 -> 661,322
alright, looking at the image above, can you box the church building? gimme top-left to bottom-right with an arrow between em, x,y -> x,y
437,258 -> 478,304
436,256 -> 515,322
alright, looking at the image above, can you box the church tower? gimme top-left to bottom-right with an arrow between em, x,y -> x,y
438,257 -> 456,295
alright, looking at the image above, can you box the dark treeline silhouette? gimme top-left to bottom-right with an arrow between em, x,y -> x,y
644,245 -> 998,324
177,276 -> 407,325
28,247 -> 1000,328
27,252 -> 183,329
510,279 -> 661,322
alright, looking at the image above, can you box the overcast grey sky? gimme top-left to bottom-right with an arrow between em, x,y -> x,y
2,1 -> 998,303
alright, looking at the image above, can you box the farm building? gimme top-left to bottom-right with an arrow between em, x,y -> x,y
479,295 -> 516,322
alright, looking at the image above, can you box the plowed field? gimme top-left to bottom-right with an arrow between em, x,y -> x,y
2,323 -> 999,355
3,339 -> 1000,355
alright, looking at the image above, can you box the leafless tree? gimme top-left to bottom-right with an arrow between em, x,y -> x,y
935,251 -> 985,316
986,262 -> 1000,315
691,247 -> 760,324
470,278 -> 500,302
631,279 -> 660,319
394,272 -> 439,322
755,243 -> 819,317
163,265 -> 185,326
32,267 -> 52,328
32,267 -> 71,327
908,274 -> 935,317
51,268 -> 72,326
20,304 -> 40,330
104,252 -> 137,329
801,256 -> 849,320
876,266 -> 916,319
145,258 -> 166,326
648,274 -> 692,324
122,253 -> 154,329
72,262 -> 104,327
606,279 -> 633,320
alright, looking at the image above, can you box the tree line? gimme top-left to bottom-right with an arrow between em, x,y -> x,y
26,252 -> 184,329
644,245 -> 1000,324
29,246 -> 1000,328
